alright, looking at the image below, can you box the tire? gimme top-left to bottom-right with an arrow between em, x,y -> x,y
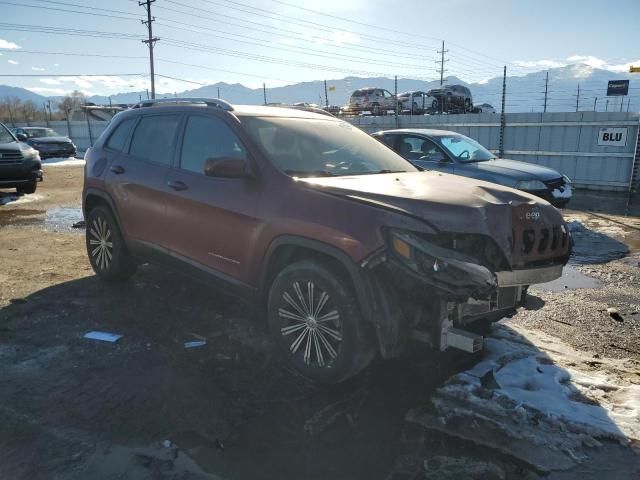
85,205 -> 137,282
412,102 -> 418,114
371,103 -> 381,116
464,99 -> 472,112
267,259 -> 375,384
17,181 -> 37,194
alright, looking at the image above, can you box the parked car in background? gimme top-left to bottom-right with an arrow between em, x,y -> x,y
12,127 -> 77,159
344,87 -> 396,115
474,103 -> 496,114
0,122 -> 42,194
426,84 -> 473,113
397,91 -> 437,114
373,128 -> 572,207
83,98 -> 570,384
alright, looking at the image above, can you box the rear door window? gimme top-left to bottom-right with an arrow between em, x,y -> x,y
105,118 -> 136,152
179,115 -> 246,175
129,114 -> 181,165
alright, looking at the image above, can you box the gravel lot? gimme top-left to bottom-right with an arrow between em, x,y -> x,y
1,165 -> 639,479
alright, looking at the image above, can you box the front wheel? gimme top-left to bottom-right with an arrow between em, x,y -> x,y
268,260 -> 374,383
17,181 -> 37,195
85,206 -> 137,282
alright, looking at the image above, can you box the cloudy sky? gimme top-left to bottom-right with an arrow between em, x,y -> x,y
0,0 -> 637,96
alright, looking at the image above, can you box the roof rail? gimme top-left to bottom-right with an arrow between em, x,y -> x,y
133,97 -> 234,111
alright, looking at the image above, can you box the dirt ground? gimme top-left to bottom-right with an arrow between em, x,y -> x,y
1,165 -> 639,479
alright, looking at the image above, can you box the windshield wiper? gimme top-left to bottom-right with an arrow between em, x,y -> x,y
374,169 -> 408,174
285,169 -> 337,177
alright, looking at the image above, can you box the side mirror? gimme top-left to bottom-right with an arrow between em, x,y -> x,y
204,156 -> 250,178
16,133 -> 27,142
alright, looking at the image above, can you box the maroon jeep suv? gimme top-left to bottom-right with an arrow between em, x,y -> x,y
83,98 -> 571,383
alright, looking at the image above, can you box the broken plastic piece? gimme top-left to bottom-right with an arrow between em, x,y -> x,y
84,331 -> 123,343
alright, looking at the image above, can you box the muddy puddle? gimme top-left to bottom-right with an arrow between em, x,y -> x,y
0,206 -> 83,232
566,217 -> 640,264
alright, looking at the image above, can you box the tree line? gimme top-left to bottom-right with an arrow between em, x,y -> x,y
0,90 -> 87,125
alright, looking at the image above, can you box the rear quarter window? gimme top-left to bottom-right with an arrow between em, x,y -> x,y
129,114 -> 181,165
105,118 -> 136,152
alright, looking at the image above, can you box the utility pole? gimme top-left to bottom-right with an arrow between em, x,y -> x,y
543,71 -> 549,113
605,99 -> 609,112
436,40 -> 448,114
620,96 -> 624,112
627,98 -> 631,112
394,75 -> 399,127
593,97 -> 598,111
263,83 -> 267,105
437,41 -> 448,86
575,83 -> 580,112
139,0 -> 158,99
217,86 -> 220,98
499,65 -> 506,158
324,80 -> 329,108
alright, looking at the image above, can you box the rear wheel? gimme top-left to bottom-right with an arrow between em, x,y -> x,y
85,206 -> 137,282
268,260 -> 374,383
371,103 -> 381,116
17,181 -> 37,195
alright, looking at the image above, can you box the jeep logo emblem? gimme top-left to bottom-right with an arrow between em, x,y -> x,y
526,209 -> 541,221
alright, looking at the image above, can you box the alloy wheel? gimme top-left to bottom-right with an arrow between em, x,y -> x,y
88,216 -> 113,270
278,281 -> 343,368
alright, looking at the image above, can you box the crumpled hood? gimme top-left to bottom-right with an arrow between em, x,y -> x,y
29,136 -> 72,144
469,158 -> 562,182
302,171 -> 566,258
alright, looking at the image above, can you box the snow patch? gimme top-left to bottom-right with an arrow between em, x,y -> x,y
42,157 -> 85,167
408,323 -> 640,472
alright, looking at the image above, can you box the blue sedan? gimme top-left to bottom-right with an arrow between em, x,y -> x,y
373,128 -> 572,207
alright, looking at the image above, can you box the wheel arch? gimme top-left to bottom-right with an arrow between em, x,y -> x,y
83,188 -> 125,235
260,236 -> 373,321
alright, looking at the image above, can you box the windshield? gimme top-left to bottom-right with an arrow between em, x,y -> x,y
436,135 -> 496,162
25,128 -> 59,138
0,124 -> 15,143
242,117 -> 417,177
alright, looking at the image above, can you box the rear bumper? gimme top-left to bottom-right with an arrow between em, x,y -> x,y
0,160 -> 43,187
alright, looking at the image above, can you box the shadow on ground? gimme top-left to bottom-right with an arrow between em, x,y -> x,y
0,265 -> 479,480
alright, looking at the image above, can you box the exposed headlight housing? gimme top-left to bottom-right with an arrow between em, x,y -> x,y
562,174 -> 572,184
516,180 -> 547,190
386,229 -> 497,298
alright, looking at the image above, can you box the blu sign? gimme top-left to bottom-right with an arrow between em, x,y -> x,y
598,127 -> 628,147
606,80 -> 629,96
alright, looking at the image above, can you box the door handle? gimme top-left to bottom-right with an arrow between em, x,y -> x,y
167,180 -> 188,191
110,165 -> 125,174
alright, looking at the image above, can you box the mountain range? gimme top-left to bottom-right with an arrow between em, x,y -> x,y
1,64 -> 637,113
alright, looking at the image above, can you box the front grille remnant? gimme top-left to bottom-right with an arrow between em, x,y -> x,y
511,205 -> 570,267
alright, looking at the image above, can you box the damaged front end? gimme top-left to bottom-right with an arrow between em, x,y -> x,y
362,226 -> 570,358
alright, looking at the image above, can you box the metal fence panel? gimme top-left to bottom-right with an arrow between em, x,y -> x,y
347,111 -> 639,191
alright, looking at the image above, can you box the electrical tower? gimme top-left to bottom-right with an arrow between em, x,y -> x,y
139,0 -> 159,99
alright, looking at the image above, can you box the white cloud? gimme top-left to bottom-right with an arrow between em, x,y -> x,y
7,59 -> 18,65
40,78 -> 63,85
512,55 -> 640,74
31,66 -> 45,71
53,63 -> 60,67
27,87 -> 68,95
513,59 -> 565,69
0,38 -> 20,49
